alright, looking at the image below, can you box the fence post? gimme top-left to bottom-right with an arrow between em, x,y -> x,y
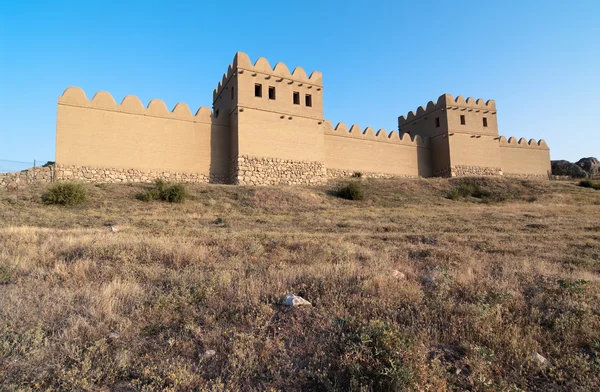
33,159 -> 36,183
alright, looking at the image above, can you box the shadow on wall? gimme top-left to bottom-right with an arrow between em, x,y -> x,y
417,147 -> 432,177
209,123 -> 231,184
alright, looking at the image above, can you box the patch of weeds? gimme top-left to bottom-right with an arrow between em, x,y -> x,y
578,180 -> 600,190
525,223 -> 548,230
42,183 -> 86,206
135,179 -> 187,203
557,279 -> 589,294
0,264 -> 17,284
446,180 -> 490,201
337,181 -> 363,201
409,249 -> 432,259
526,196 -> 537,203
352,172 -> 363,178
335,319 -> 415,390
214,216 -> 229,227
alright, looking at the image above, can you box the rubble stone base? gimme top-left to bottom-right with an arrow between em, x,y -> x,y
233,155 -> 327,186
55,165 -> 210,184
326,169 -> 415,179
451,165 -> 503,177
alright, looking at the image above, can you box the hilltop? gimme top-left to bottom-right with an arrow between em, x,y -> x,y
1,178 -> 599,391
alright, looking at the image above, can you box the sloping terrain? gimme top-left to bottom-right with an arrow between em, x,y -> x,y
1,178 -> 599,391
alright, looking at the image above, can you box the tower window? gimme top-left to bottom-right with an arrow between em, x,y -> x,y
293,91 -> 300,105
435,117 -> 440,128
231,86 -> 234,100
305,94 -> 312,107
269,86 -> 276,100
460,115 -> 466,125
483,117 -> 488,127
254,84 -> 262,97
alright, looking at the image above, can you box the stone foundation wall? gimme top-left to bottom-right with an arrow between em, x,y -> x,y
326,169 -> 415,180
451,165 -> 502,177
233,155 -> 327,186
0,166 -> 54,190
55,165 -> 210,184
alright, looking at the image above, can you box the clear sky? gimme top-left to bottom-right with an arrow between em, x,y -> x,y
0,0 -> 598,163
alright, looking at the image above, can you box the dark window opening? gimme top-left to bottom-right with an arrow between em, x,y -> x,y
483,117 -> 488,127
435,117 -> 440,128
255,84 -> 262,97
460,115 -> 466,125
269,86 -> 276,100
305,94 -> 312,107
231,86 -> 234,100
293,91 -> 300,105
215,109 -> 220,118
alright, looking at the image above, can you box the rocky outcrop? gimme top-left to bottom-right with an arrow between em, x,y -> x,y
575,157 -> 600,177
551,160 -> 589,178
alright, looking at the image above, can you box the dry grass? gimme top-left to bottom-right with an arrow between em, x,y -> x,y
1,177 -> 599,391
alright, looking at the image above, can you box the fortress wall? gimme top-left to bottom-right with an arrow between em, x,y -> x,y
430,136 -> 450,177
323,122 -> 431,177
499,137 -> 551,177
236,107 -> 325,162
448,134 -> 503,176
56,87 -> 230,182
232,107 -> 327,185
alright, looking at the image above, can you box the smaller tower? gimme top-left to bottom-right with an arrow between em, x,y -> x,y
399,94 -> 501,177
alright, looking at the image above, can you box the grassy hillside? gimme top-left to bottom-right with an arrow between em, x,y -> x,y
1,178 -> 599,391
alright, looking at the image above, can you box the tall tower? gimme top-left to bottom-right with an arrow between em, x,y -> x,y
399,94 -> 501,177
213,52 -> 327,185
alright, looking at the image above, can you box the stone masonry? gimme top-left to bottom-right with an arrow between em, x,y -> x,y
233,156 -> 327,186
326,169 -> 415,179
450,166 -> 503,177
55,165 -> 210,184
0,166 -> 54,190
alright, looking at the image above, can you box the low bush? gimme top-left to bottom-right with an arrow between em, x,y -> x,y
578,180 -> 600,190
136,179 -> 187,203
42,183 -> 86,205
337,181 -> 364,200
447,180 -> 490,200
352,172 -> 363,178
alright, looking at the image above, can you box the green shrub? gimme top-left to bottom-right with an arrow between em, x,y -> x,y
352,172 -> 363,178
162,184 -> 186,203
338,181 -> 364,200
446,180 -> 490,200
578,180 -> 600,190
42,183 -> 86,206
135,179 -> 187,203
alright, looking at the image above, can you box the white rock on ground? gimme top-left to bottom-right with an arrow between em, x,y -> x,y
391,270 -> 406,279
282,293 -> 312,307
532,352 -> 547,366
203,350 -> 216,358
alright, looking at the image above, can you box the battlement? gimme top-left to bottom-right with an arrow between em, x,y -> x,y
55,52 -> 550,184
213,52 -> 323,103
498,136 -> 549,150
399,94 -> 497,127
323,121 -> 429,147
59,87 -> 215,123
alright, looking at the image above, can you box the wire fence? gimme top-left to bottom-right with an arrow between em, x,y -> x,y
0,159 -> 55,174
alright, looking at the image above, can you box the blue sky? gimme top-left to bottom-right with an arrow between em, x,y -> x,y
0,0 -> 598,163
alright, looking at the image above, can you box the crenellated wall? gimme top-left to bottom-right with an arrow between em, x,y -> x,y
324,121 -> 431,177
498,137 -> 551,177
51,52 -> 551,185
56,87 -> 231,182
